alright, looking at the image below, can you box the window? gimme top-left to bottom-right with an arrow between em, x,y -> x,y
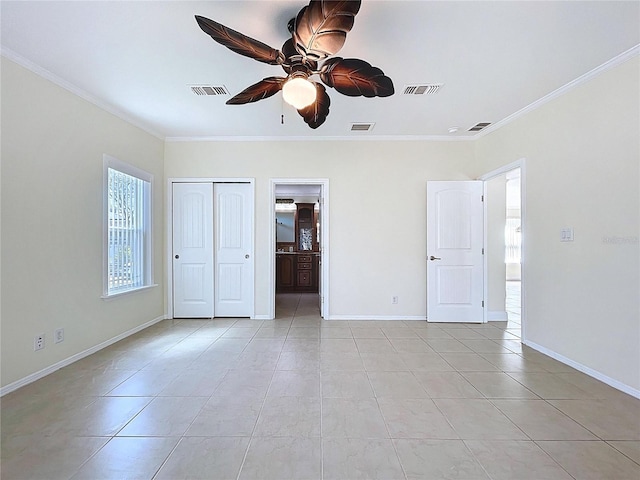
103,155 -> 153,296
505,217 -> 521,263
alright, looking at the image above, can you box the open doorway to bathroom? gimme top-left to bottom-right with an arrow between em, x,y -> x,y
269,179 -> 329,321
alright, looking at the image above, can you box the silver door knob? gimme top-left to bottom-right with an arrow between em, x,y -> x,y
245,254 -> 250,259
429,256 -> 441,261
175,254 -> 179,259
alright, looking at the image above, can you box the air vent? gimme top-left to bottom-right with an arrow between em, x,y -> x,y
351,123 -> 375,132
190,85 -> 229,96
403,84 -> 443,95
468,122 -> 492,132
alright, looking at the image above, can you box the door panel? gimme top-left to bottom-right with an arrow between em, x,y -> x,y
427,181 -> 484,323
214,183 -> 254,317
173,183 -> 214,318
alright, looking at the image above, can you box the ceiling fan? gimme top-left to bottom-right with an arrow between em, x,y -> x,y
195,0 -> 394,129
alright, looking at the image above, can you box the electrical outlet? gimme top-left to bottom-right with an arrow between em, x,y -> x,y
54,328 -> 64,344
392,296 -> 398,304
34,334 -> 45,351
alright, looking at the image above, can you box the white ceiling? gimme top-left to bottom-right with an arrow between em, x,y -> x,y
2,1 -> 638,140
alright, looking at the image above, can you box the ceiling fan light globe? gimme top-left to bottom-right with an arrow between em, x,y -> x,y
282,77 -> 316,109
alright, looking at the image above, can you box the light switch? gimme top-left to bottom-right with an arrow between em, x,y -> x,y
560,227 -> 574,242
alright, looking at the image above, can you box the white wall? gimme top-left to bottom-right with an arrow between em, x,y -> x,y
473,56 -> 640,392
1,58 -> 165,389
164,140 -> 475,320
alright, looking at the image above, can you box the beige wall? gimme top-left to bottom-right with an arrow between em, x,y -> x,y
474,57 -> 640,391
164,140 -> 476,320
1,58 -> 165,389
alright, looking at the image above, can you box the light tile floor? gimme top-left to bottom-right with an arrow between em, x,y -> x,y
506,280 -> 521,326
2,293 -> 639,479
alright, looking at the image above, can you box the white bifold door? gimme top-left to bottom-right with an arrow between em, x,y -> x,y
427,181 -> 484,323
173,182 -> 254,318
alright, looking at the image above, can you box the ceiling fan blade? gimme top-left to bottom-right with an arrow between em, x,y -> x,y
226,77 -> 286,105
297,82 -> 331,129
195,15 -> 284,65
320,57 -> 394,97
292,0 -> 361,61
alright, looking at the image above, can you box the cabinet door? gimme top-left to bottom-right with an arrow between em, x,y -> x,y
278,255 -> 295,288
297,270 -> 312,287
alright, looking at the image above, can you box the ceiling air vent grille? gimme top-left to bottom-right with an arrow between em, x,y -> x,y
351,123 -> 375,132
190,85 -> 229,96
468,122 -> 492,132
403,84 -> 443,95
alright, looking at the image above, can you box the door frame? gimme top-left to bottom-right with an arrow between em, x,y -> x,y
269,178 -> 330,320
166,177 -> 256,319
478,159 -> 526,342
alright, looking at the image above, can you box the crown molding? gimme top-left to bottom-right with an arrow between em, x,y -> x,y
476,44 -> 640,139
164,134 -> 475,143
1,46 -> 165,140
4,43 -> 638,144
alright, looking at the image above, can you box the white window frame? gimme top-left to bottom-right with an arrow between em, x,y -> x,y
102,155 -> 154,298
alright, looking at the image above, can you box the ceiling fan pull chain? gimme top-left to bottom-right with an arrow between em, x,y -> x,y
281,95 -> 285,124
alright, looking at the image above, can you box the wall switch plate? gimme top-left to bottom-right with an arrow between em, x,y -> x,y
54,328 -> 64,344
560,227 -> 574,242
392,296 -> 398,304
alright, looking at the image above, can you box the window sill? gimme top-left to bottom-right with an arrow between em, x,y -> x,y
101,284 -> 159,300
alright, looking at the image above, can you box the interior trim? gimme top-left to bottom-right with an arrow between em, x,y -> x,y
0,314 -> 167,397
524,339 -> 640,399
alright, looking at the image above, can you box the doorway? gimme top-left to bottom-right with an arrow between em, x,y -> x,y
505,170 -> 522,333
480,160 -> 525,341
269,179 -> 329,320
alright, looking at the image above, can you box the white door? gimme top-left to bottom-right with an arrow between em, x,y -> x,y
427,181 -> 484,323
173,183 -> 214,318
214,183 -> 254,317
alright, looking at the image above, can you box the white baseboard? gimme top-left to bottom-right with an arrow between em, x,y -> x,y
488,310 -> 508,321
524,340 -> 640,400
253,314 -> 273,320
327,315 -> 427,321
0,314 -> 168,397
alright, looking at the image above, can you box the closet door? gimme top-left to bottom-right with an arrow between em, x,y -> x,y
214,183 -> 254,317
172,183 -> 214,318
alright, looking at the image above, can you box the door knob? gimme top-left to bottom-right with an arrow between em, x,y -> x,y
245,254 -> 250,259
175,254 -> 179,259
429,256 -> 441,261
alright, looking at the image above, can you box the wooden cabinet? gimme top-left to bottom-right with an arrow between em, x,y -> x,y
276,254 -> 318,292
276,254 -> 295,292
296,254 -> 314,290
295,203 -> 317,252
276,203 -> 319,293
